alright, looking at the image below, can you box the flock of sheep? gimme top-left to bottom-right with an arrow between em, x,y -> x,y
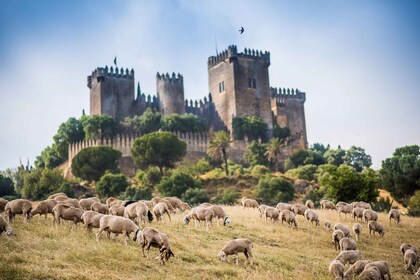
0,194 -> 419,279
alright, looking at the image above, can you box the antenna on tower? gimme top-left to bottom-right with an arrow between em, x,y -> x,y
215,37 -> 219,56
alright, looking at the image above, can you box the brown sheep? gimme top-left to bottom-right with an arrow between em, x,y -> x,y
48,193 -> 67,200
388,209 -> 400,225
364,261 -> 392,280
153,202 -> 172,223
320,199 -> 337,210
353,223 -> 362,241
363,209 -> 378,224
404,249 -> 418,273
0,215 -> 15,238
276,202 -> 293,211
200,204 -> 231,226
339,237 -> 357,251
305,200 -> 315,209
96,215 -> 140,245
52,204 -> 83,228
5,199 -> 32,223
334,223 -> 351,238
328,259 -> 344,280
136,227 -> 175,264
124,201 -> 153,224
258,204 -> 270,218
368,221 -> 384,238
336,202 -> 353,219
400,243 -> 417,256
241,197 -> 259,209
79,197 -> 101,211
279,209 -> 298,228
31,199 -> 58,219
0,197 -> 9,212
332,230 -> 345,250
183,207 -> 214,231
82,211 -> 106,233
344,260 -> 372,279
106,197 -> 123,207
352,207 -> 365,222
304,209 -> 320,226
91,202 -> 109,214
217,238 -> 253,266
109,205 -> 125,216
264,207 -> 280,223
291,204 -> 308,216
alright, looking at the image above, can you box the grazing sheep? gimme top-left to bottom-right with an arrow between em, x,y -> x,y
0,197 -> 9,212
352,201 -> 372,209
400,243 -> 417,256
320,199 -> 337,210
153,202 -> 172,223
163,197 -> 185,212
200,204 -> 231,226
56,198 -> 82,209
48,193 -> 67,200
291,204 -> 308,216
364,261 -> 392,280
91,202 -> 109,214
53,195 -> 70,202
151,197 -> 162,206
180,202 -> 191,212
304,209 -> 320,226
258,204 -> 270,218
334,223 -> 351,237
140,200 -> 154,210
332,230 -> 345,250
109,205 -> 125,216
106,197 -> 123,207
358,266 -> 381,280
344,260 -> 372,279
52,204 -> 83,228
352,207 -> 365,222
276,202 -> 293,211
388,209 -> 400,225
404,249 -> 417,273
305,200 -> 314,209
160,198 -> 177,213
183,207 -> 214,231
263,207 -> 280,223
334,250 -> 362,265
324,221 -> 332,231
353,223 -> 362,241
136,227 -> 175,264
279,210 -> 298,228
368,221 -> 385,238
363,209 -> 378,224
339,237 -> 357,251
328,259 -> 344,280
5,199 -> 32,223
241,197 -> 259,209
124,202 -> 153,224
31,199 -> 57,219
0,215 -> 15,238
79,197 -> 101,211
337,202 -> 353,219
217,238 -> 253,266
82,211 -> 106,233
96,215 -> 140,245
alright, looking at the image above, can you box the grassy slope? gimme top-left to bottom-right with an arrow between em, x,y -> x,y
1,206 -> 419,280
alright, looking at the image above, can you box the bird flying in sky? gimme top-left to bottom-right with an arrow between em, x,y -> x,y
239,27 -> 244,34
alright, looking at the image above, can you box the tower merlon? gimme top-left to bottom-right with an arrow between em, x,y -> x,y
87,66 -> 135,88
271,87 -> 306,102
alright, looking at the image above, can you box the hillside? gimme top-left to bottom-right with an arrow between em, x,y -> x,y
1,206 -> 419,279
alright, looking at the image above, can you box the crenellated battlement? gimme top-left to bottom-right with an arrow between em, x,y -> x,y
88,66 -> 134,88
238,47 -> 270,63
208,45 -> 270,68
271,87 -> 306,105
156,72 -> 183,84
184,93 -> 212,110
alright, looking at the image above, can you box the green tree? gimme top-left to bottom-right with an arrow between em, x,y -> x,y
272,125 -> 291,140
243,141 -> 268,167
139,108 -> 162,133
0,174 -> 15,196
54,117 -> 85,159
81,114 -> 118,140
21,168 -> 64,200
324,147 -> 345,166
285,149 -> 325,170
266,138 -> 284,172
310,143 -> 329,156
285,164 -> 318,181
35,145 -> 64,169
255,176 -> 295,204
71,146 -> 122,181
208,131 -> 232,176
96,173 -> 129,197
121,115 -> 143,134
380,145 -> 420,206
182,188 -> 209,205
156,171 -> 200,197
131,132 -> 186,175
343,146 -> 372,172
408,190 -> 420,217
162,113 -> 206,132
232,116 -> 268,141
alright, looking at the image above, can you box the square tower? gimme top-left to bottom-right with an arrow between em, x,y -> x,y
208,45 -> 273,135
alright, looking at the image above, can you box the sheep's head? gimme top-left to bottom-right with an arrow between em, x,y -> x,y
6,229 -> 15,239
160,246 -> 175,264
217,251 -> 227,262
183,216 -> 190,225
133,229 -> 142,242
223,216 -> 231,226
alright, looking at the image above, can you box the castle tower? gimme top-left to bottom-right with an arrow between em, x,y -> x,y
207,45 -> 273,135
87,66 -> 135,121
156,72 -> 185,115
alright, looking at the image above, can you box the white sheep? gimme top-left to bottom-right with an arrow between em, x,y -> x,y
351,207 -> 364,222
352,201 -> 371,209
0,215 -> 15,238
5,199 -> 33,223
31,199 -> 57,219
324,221 -> 332,231
334,223 -> 351,238
279,209 -> 298,228
151,197 -> 162,206
368,221 -> 384,238
153,202 -> 172,223
109,205 -> 125,216
163,197 -> 185,212
263,207 -> 280,223
304,209 -> 320,226
241,197 -> 259,209
124,201 -> 153,224
388,209 -> 400,225
52,204 -> 83,228
79,197 -> 101,211
363,209 -> 378,224
320,199 -> 337,210
400,243 -> 417,256
135,226 -> 175,264
258,204 -> 270,218
276,202 -> 293,211
48,193 -> 67,200
305,200 -> 314,209
353,223 -> 362,241
358,266 -> 381,280
334,250 -> 362,265
291,204 -> 308,216
183,207 -> 214,231
339,237 -> 357,251
337,202 -> 353,219
200,204 -> 231,226
91,202 -> 109,214
332,230 -> 345,250
328,259 -> 344,280
364,261 -> 392,279
96,215 -> 140,245
217,238 -> 253,266
106,197 -> 123,207
404,249 -> 418,273
82,210 -> 106,233
344,260 -> 372,279
161,198 -> 177,213
0,197 -> 9,212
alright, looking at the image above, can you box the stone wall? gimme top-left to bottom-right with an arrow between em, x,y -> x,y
156,72 -> 185,115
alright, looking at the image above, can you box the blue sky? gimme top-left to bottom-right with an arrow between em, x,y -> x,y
0,0 -> 419,170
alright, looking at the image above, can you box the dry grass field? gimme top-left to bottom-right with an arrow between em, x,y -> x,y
1,206 -> 419,280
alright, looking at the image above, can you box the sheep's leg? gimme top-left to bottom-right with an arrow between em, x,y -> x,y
194,219 -> 199,228
96,228 -> 104,242
166,211 -> 171,223
235,254 -> 239,265
265,216 -> 268,224
146,244 -> 151,259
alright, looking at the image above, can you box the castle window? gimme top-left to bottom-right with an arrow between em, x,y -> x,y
248,78 -> 252,88
248,78 -> 256,89
219,81 -> 225,93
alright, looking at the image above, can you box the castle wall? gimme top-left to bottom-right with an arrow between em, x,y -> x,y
157,73 -> 185,115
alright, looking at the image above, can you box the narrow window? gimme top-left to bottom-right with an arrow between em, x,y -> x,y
248,78 -> 252,88
219,81 -> 225,93
252,79 -> 256,89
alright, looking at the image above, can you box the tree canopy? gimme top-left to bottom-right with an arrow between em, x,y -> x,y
266,138 -> 284,172
343,146 -> 372,172
232,116 -> 268,141
81,114 -> 118,140
243,141 -> 268,167
0,174 -> 15,197
207,131 -> 232,176
96,173 -> 129,197
21,168 -> 64,200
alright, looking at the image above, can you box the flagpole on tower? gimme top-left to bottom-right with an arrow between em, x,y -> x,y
114,56 -> 117,67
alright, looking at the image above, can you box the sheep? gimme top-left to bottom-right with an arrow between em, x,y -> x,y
136,227 -> 175,264
151,197 -> 162,206
91,202 -> 109,214
328,259 -> 344,280
364,261 -> 392,280
363,209 -> 378,224
5,199 -> 32,223
79,197 -> 101,211
339,237 -> 357,251
31,199 -> 58,219
161,198 -> 177,213
353,223 -> 362,241
258,204 -> 270,218
320,199 -> 337,210
96,215 -> 140,245
388,209 -> 400,225
217,238 -> 253,266
304,209 -> 320,226
404,249 -> 417,273
124,201 -> 153,224
181,202 -> 191,212
109,205 -> 125,216
276,202 -> 293,211
305,200 -> 314,209
279,210 -> 298,228
53,195 -> 70,202
183,207 -> 214,231
263,207 -> 280,223
52,204 -> 83,228
200,204 -> 231,226
358,266 -> 381,280
153,202 -> 171,223
291,204 -> 308,216
82,211 -> 106,233
241,197 -> 259,209
337,202 -> 353,219
0,215 -> 15,238
56,198 -> 82,209
352,207 -> 365,222
140,200 -> 154,210
352,201 -> 372,209
334,223 -> 351,238
324,221 -> 333,231
106,197 -> 123,207
48,192 -> 67,200
332,230 -> 345,250
0,197 -> 9,212
400,243 -> 417,256
368,221 -> 384,238
343,260 -> 372,279
163,197 -> 185,212
334,250 -> 362,265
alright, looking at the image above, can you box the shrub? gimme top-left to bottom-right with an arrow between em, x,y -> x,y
124,186 -> 153,201
156,171 -> 200,197
408,190 -> 420,217
193,159 -> 213,174
255,176 -> 295,204
21,168 -> 64,200
181,188 -> 209,205
243,141 -> 268,167
96,173 -> 129,197
205,168 -> 225,179
0,174 -> 15,197
227,161 -> 244,176
284,164 -> 317,181
304,188 -> 327,207
136,167 -> 162,188
373,197 -> 393,213
214,188 -> 240,205
251,165 -> 270,175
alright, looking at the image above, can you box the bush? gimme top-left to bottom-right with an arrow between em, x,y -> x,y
0,174 -> 15,196
156,171 -> 200,197
205,168 -> 225,179
255,176 -> 295,204
124,186 -> 153,201
373,197 -> 393,213
408,190 -> 420,217
136,167 -> 162,188
193,159 -> 213,174
227,161 -> 244,176
96,173 -> 129,197
213,188 -> 240,205
285,149 -> 325,170
284,164 -> 317,181
21,168 -> 64,200
243,141 -> 268,167
251,165 -> 270,175
181,188 -> 209,205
